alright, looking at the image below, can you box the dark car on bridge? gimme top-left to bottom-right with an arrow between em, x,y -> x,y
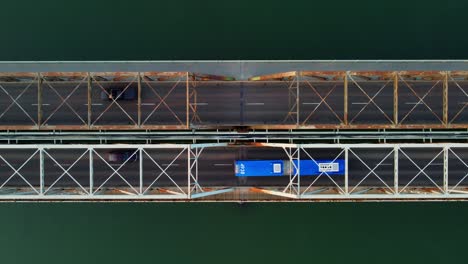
106,150 -> 139,163
100,87 -> 137,100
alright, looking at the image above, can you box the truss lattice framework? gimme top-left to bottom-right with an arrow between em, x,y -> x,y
0,143 -> 466,201
249,71 -> 468,129
0,72 -> 232,130
0,71 -> 466,130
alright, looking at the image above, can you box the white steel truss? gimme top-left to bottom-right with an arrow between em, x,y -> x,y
0,143 -> 466,201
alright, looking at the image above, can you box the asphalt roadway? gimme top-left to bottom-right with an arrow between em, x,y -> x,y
0,147 -> 466,192
0,80 -> 465,127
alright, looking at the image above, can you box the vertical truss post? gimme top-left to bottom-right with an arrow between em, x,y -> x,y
139,147 -> 143,195
393,72 -> 398,126
443,71 -> 449,127
297,146 -> 300,195
39,147 -> 44,195
89,148 -> 93,195
284,146 -> 300,195
344,72 -> 348,126
344,147 -> 349,195
87,72 -> 92,128
394,146 -> 399,195
37,73 -> 43,129
186,72 -> 190,129
187,146 -> 191,198
443,146 -> 448,194
296,72 -> 300,126
137,72 -> 142,128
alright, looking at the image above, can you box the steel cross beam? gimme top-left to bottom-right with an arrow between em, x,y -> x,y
348,148 -> 395,194
0,77 -> 38,126
41,75 -> 88,126
90,74 -> 138,127
302,80 -> 343,124
300,147 -> 346,196
398,74 -> 444,125
141,76 -> 185,126
448,73 -> 468,124
347,73 -> 394,124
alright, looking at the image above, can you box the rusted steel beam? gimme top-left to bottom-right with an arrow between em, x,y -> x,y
343,72 -> 348,125
232,124 -> 468,130
191,73 -> 235,81
249,71 -> 297,81
141,72 -> 186,81
295,72 -> 300,126
398,71 -> 445,80
87,72 -> 92,128
37,73 -> 42,129
143,71 -> 186,77
186,72 -> 190,129
0,72 -> 38,78
41,72 -> 87,78
449,71 -> 468,78
393,72 -> 398,126
347,71 -> 394,77
443,71 -> 449,127
137,72 -> 142,127
0,123 -> 465,131
299,71 -> 345,81
91,72 -> 138,77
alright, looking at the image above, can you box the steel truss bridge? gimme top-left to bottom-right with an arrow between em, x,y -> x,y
0,143 -> 466,201
0,61 -> 466,202
0,61 -> 466,130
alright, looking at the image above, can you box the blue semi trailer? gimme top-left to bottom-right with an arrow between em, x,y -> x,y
235,159 -> 345,177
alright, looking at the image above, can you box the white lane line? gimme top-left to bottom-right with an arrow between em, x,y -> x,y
380,163 -> 393,166
214,163 -> 232,166
191,103 -> 208,106
428,163 -> 443,166
302,102 -> 320,105
141,103 -> 155,106
53,164 -> 72,166
351,102 -> 368,105
405,102 -> 423,105
458,102 -> 468,105
31,103 -> 50,106
162,163 -> 179,166
246,102 -> 264,106
83,103 -> 103,106
0,164 -> 17,167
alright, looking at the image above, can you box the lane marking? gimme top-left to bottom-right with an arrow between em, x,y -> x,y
83,103 -> 103,106
405,102 -> 423,105
302,102 -> 320,105
31,103 -> 50,106
141,103 -> 155,106
351,102 -> 368,105
214,163 -> 231,166
246,102 -> 264,106
191,103 -> 208,106
458,102 -> 468,105
0,164 -> 17,167
162,163 -> 179,166
54,164 -> 71,167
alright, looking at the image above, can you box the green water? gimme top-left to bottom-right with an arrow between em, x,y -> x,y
0,0 -> 467,263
